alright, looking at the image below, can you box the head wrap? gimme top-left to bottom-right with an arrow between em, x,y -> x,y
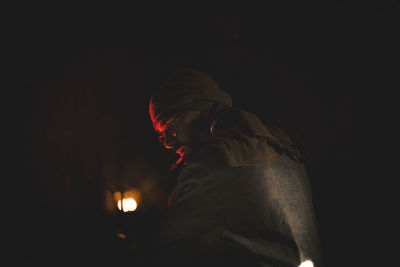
149,68 -> 302,168
149,69 -> 232,123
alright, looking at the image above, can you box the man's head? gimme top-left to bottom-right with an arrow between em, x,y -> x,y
153,107 -> 208,161
149,69 -> 232,163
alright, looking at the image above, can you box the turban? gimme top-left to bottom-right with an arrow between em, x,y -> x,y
149,68 -> 303,166
149,69 -> 232,123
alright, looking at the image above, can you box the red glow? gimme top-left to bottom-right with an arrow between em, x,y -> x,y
163,142 -> 175,150
154,120 -> 166,134
176,157 -> 183,164
175,146 -> 185,157
150,103 -> 186,167
149,101 -> 158,124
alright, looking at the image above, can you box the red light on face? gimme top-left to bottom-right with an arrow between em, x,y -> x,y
153,117 -> 178,149
159,135 -> 176,149
154,121 -> 166,134
149,101 -> 158,124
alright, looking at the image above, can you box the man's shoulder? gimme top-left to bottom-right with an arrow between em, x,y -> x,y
185,106 -> 303,170
213,107 -> 303,165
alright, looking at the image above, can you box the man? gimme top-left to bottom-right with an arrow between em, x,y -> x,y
149,69 -> 322,266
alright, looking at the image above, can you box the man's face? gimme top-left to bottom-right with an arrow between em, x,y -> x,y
153,110 -> 202,159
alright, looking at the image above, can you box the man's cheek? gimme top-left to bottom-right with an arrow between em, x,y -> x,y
176,135 -> 187,145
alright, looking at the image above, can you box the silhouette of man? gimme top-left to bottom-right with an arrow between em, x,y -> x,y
149,69 -> 321,267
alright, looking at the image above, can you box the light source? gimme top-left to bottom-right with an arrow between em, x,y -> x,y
117,197 -> 137,212
299,260 -> 314,267
114,188 -> 141,213
101,186 -> 142,239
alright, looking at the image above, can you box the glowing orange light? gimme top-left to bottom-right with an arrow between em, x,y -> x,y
117,233 -> 127,239
114,188 -> 141,213
117,197 -> 137,212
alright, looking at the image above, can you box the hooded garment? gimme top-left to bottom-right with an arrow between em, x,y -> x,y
149,69 -> 322,267
149,69 -> 232,123
149,69 -> 302,167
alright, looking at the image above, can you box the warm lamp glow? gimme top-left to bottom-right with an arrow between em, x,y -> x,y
113,188 -> 141,213
299,260 -> 314,267
117,197 -> 137,212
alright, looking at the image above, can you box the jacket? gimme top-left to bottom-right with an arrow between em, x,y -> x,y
155,107 -> 321,267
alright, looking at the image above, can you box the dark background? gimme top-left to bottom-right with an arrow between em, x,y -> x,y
4,1 -> 399,266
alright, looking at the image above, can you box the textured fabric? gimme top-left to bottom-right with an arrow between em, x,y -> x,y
153,109 -> 322,266
149,69 -> 232,123
157,152 -> 321,267
149,69 -> 321,266
149,69 -> 301,167
205,106 -> 303,167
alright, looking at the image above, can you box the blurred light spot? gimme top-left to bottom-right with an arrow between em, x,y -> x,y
117,198 -> 137,212
117,233 -> 127,239
299,260 -> 314,267
114,188 -> 141,212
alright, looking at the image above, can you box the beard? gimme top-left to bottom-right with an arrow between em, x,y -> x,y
169,145 -> 191,170
170,129 -> 211,170
175,146 -> 192,162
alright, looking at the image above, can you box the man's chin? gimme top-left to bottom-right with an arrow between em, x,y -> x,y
175,146 -> 192,161
175,146 -> 188,156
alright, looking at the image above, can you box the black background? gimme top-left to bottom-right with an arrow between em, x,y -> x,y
4,1 -> 399,266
